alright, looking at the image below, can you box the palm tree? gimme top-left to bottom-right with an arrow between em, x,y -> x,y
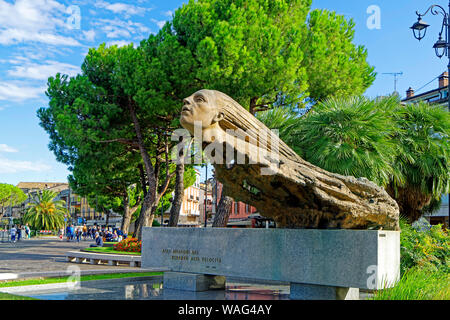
23,190 -> 67,230
258,96 -> 450,223
387,101 -> 450,222
256,106 -> 304,156
291,95 -> 401,187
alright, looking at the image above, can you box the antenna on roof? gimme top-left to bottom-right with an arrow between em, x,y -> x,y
382,72 -> 403,94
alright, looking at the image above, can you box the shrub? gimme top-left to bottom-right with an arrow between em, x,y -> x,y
400,218 -> 449,276
114,238 -> 141,253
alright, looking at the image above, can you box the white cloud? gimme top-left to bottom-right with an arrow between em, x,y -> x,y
93,18 -> 150,39
82,29 -> 96,42
95,1 -> 148,17
162,10 -> 173,17
0,0 -> 81,46
0,144 -> 18,153
0,29 -> 81,46
0,157 -> 51,174
8,60 -> 80,80
151,18 -> 166,29
0,82 -> 44,101
106,40 -> 136,48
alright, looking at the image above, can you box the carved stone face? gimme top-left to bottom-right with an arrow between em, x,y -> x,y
180,89 -> 223,134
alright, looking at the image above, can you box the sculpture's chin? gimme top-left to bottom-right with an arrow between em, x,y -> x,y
180,116 -> 194,133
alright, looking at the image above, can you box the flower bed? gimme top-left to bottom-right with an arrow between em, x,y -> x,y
113,238 -> 141,253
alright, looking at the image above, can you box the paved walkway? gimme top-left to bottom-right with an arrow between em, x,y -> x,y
0,237 -> 141,276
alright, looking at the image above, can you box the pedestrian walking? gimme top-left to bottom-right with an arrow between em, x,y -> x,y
69,224 -> 74,241
66,225 -> 71,241
10,225 -> 16,243
16,225 -> 22,242
76,227 -> 81,242
25,224 -> 30,239
82,224 -> 87,240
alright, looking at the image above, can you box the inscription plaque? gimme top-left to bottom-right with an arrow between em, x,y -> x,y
142,227 -> 400,290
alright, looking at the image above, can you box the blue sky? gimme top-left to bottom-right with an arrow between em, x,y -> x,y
0,0 -> 447,185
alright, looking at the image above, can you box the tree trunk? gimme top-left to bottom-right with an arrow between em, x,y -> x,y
135,191 -> 156,240
212,194 -> 233,227
105,211 -> 110,227
128,101 -> 158,240
121,194 -> 132,235
169,161 -> 185,227
133,216 -> 139,238
386,183 -> 431,223
249,97 -> 257,115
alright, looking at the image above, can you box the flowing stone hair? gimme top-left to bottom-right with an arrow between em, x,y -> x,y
207,89 -> 301,163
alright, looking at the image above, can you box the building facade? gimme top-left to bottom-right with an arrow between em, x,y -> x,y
208,179 -> 274,228
13,182 -> 115,226
178,168 -> 202,226
402,72 -> 449,228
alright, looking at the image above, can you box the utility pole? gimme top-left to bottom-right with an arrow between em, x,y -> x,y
382,72 -> 403,94
204,163 -> 208,228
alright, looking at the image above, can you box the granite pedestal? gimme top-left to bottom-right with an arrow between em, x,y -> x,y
290,283 -> 359,300
142,228 -> 400,300
163,272 -> 226,291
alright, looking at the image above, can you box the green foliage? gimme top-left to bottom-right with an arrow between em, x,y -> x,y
270,95 -> 450,221
38,0 -> 377,233
256,107 -> 303,155
399,218 -> 449,276
38,42 -> 189,227
173,0 -> 311,111
0,184 -> 27,216
370,219 -> 449,300
370,265 -> 449,300
23,190 -> 66,230
294,95 -> 400,186
172,0 -> 374,112
390,101 -> 450,204
303,9 -> 376,102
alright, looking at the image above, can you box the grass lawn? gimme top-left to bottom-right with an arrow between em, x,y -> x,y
369,267 -> 449,300
0,292 -> 39,300
82,246 -> 141,255
0,272 -> 162,288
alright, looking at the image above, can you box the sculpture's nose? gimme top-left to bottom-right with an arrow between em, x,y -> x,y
183,98 -> 191,106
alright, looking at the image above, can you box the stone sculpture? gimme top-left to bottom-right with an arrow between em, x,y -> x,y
180,89 -> 399,230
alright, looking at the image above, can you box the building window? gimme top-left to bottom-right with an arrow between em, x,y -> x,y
234,203 -> 238,215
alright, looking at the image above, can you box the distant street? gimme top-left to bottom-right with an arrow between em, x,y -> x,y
0,238 -> 139,274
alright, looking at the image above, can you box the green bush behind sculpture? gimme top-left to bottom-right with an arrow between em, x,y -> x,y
399,218 -> 449,276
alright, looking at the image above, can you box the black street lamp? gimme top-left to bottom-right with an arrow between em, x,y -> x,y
411,2 -> 450,227
410,17 -> 430,40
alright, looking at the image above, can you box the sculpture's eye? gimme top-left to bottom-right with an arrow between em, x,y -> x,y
195,95 -> 205,103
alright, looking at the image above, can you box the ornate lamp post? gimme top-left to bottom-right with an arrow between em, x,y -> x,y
411,3 -> 450,226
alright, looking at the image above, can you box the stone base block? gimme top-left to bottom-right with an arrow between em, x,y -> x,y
163,272 -> 226,292
290,283 -> 359,300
